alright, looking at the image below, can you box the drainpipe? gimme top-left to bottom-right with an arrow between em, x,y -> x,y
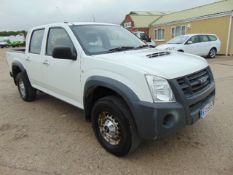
226,11 -> 233,56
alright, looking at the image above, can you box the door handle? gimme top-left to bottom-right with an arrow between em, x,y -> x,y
42,60 -> 50,66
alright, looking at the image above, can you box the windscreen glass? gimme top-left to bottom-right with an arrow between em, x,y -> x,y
71,25 -> 145,55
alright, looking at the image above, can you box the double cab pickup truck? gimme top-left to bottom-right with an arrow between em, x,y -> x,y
6,22 -> 215,156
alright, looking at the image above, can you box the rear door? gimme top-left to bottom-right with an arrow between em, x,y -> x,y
41,27 -> 82,105
199,35 -> 211,56
25,29 -> 45,87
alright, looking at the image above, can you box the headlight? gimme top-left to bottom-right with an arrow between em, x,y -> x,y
145,75 -> 176,103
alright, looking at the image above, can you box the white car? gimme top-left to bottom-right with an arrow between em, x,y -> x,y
6,23 -> 215,156
156,34 -> 221,58
0,37 -> 9,48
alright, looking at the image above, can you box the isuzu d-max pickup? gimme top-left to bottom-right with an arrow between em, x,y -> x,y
6,22 -> 215,156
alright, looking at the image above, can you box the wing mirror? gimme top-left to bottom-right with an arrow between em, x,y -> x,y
187,40 -> 193,45
52,47 -> 77,60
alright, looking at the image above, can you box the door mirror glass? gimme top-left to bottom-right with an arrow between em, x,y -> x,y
52,47 -> 77,60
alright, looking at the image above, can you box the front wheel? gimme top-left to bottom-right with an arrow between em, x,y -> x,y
208,48 -> 217,58
91,96 -> 140,156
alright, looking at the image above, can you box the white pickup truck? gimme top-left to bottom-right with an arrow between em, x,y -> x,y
6,22 -> 215,156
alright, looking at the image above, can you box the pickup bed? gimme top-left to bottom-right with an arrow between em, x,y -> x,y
6,22 -> 215,156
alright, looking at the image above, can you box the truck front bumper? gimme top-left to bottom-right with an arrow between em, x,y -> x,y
132,75 -> 215,140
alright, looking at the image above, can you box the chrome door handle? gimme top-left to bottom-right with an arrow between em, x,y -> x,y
42,60 -> 50,65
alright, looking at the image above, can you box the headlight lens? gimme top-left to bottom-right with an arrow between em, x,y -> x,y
145,75 -> 176,103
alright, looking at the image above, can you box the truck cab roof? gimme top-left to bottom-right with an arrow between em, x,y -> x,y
31,22 -> 118,30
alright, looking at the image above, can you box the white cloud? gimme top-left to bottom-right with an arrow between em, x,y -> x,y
0,0 -> 217,31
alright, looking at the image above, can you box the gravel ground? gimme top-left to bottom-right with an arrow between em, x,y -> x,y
0,48 -> 232,175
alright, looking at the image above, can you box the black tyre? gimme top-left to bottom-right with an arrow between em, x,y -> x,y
208,48 -> 217,58
16,72 -> 36,102
91,96 -> 140,156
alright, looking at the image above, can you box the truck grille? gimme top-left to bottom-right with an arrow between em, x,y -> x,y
177,68 -> 211,97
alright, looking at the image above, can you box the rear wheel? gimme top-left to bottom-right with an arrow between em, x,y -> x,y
208,48 -> 217,58
91,96 -> 140,156
16,73 -> 36,102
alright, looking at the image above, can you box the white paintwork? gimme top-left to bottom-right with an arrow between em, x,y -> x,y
6,23 -> 210,109
156,34 -> 221,57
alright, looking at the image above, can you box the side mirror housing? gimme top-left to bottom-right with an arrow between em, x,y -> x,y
52,47 -> 77,60
187,40 -> 193,45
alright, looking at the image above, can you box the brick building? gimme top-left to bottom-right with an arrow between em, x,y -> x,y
121,11 -> 166,35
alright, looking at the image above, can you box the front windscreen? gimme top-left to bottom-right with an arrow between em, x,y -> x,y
71,25 -> 145,55
167,35 -> 189,44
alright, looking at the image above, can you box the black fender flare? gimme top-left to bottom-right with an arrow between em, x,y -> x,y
84,76 -> 140,132
11,61 -> 28,84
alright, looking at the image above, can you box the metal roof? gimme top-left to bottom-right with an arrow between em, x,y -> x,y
151,0 -> 233,26
130,15 -> 162,28
129,11 -> 166,16
122,11 -> 167,28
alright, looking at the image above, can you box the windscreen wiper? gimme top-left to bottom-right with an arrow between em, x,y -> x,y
108,46 -> 135,53
134,45 -> 149,50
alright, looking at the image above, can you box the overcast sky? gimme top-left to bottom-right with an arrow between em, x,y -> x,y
0,0 -> 217,31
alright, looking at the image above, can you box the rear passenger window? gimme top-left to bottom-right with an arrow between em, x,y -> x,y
199,35 -> 209,42
208,35 -> 217,41
29,29 -> 45,54
46,27 -> 74,56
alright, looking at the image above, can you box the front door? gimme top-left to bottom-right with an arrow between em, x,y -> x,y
184,35 -> 201,56
41,27 -> 82,106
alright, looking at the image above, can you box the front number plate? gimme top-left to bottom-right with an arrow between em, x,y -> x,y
200,101 -> 214,119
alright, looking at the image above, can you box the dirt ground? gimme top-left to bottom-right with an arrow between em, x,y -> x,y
0,48 -> 232,175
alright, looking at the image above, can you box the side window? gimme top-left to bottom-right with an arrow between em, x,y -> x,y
188,36 -> 200,44
199,35 -> 209,42
29,29 -> 45,54
46,27 -> 74,56
208,35 -> 217,41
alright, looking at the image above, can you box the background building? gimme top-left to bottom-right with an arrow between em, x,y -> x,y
149,0 -> 233,55
121,11 -> 166,35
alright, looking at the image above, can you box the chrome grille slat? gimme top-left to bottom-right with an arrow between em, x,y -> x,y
177,68 -> 211,97
188,70 -> 208,81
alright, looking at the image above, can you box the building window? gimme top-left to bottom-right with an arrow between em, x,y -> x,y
124,22 -> 132,29
172,26 -> 186,37
155,28 -> 165,40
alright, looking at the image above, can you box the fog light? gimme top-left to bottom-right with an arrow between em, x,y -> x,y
163,114 -> 175,128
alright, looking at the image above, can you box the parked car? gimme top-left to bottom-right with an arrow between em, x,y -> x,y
8,35 -> 26,47
0,37 -> 9,48
133,31 -> 156,47
156,34 -> 221,58
6,23 -> 215,156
